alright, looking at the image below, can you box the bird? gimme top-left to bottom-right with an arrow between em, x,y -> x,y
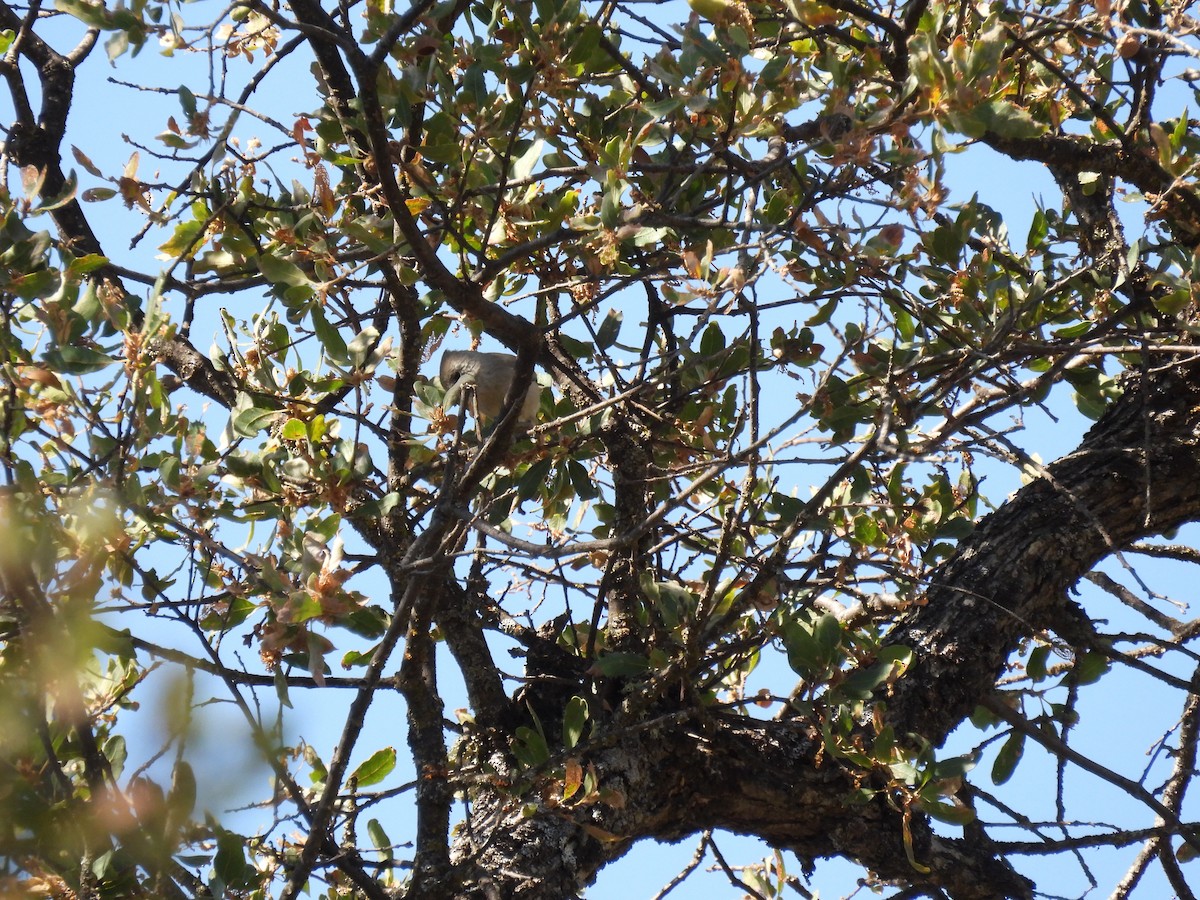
439,350 -> 541,427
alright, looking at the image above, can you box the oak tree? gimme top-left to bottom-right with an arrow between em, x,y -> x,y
3,0 -> 1200,896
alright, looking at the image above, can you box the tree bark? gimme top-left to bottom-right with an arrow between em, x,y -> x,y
887,352 -> 1200,740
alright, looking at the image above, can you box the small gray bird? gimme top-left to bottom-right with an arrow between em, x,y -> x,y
439,350 -> 541,426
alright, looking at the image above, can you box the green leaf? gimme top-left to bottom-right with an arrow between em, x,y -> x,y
510,138 -> 545,181
699,322 -> 726,356
836,659 -> 899,701
287,592 -> 323,624
257,251 -> 310,288
352,492 -> 401,519
642,574 -> 697,632
1070,651 -> 1110,686
158,130 -> 199,150
920,796 -> 977,825
517,457 -> 555,502
55,0 -> 111,28
157,219 -> 206,261
567,460 -> 600,500
31,170 -> 78,212
932,753 -> 978,780
782,620 -> 824,676
143,277 -> 170,339
311,415 -> 329,445
214,830 -> 251,889
1153,288 -> 1192,317
200,597 -> 256,631
962,23 -> 1005,84
591,651 -> 649,678
231,403 -> 280,437
889,759 -> 920,785
643,97 -> 684,119
367,818 -> 394,861
274,667 -> 293,709
312,307 -> 348,364
351,747 -> 397,787
1125,237 -> 1143,272
168,760 -> 197,819
970,704 -> 1002,730
563,696 -> 589,749
632,226 -> 669,247
936,517 -> 974,539
281,418 -> 308,441
105,29 -> 130,61
306,746 -> 329,783
814,613 -> 842,661
991,731 -> 1025,785
92,850 -> 116,881
6,268 -> 59,299
687,0 -> 732,22
600,181 -> 625,228
596,309 -> 623,350
347,326 -> 380,368
513,725 -> 551,767
1026,208 -> 1048,250
45,345 -> 116,375
955,100 -> 1044,140
74,284 -> 102,329
341,647 -> 374,668
1027,645 -> 1050,682
178,84 -> 197,118
103,735 -> 128,779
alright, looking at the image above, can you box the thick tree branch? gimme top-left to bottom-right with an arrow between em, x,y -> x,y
981,131 -> 1200,244
886,352 -> 1200,741
452,715 -> 1032,900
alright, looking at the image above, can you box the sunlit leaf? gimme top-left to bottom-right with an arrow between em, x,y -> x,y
232,402 -> 280,437
352,747 -> 397,787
